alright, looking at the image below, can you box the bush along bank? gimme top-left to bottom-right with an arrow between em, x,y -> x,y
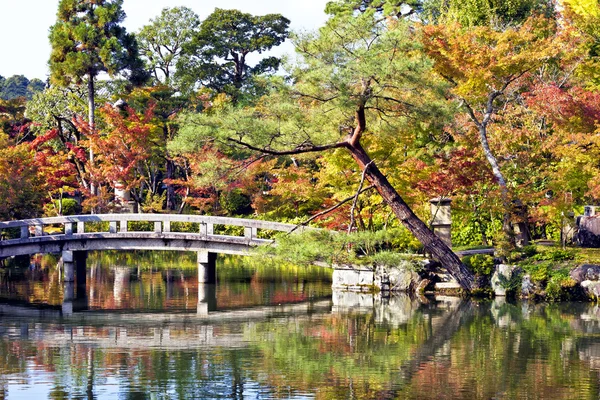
463,247 -> 600,301
261,230 -> 600,300
332,247 -> 600,302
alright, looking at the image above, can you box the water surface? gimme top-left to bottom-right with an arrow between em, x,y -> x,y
1,252 -> 600,399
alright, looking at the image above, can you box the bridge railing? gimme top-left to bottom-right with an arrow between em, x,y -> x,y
0,214 -> 303,242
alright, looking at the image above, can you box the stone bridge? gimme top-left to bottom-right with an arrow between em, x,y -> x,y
0,214 -> 303,284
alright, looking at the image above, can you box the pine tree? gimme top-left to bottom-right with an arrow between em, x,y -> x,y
49,0 -> 147,195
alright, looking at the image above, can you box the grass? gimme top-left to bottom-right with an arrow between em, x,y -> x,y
453,244 -> 495,252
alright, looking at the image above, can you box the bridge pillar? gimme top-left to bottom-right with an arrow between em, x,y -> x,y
197,251 -> 217,284
62,282 -> 75,316
62,280 -> 88,316
62,250 -> 87,283
197,284 -> 217,316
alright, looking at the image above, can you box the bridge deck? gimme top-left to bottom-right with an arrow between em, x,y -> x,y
0,214 -> 305,257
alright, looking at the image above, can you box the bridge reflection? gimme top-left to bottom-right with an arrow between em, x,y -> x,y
0,258 -> 332,318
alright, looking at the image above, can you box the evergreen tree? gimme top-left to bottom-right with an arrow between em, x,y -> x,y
0,75 -> 45,100
177,8 -> 290,102
49,0 -> 147,195
138,6 -> 200,86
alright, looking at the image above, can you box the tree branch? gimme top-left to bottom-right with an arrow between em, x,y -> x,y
227,137 -> 348,155
348,160 -> 374,233
288,185 -> 376,234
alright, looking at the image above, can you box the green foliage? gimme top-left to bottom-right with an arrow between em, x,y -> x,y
422,0 -> 555,28
521,245 -> 539,258
220,189 -> 252,215
261,228 -> 423,266
83,221 -> 110,233
26,85 -> 88,141
452,214 -> 503,247
370,251 -> 424,270
213,224 -> 245,236
521,261 -> 554,283
49,0 -> 147,89
169,221 -> 198,233
0,75 -> 45,100
346,228 -> 423,256
531,248 -> 575,262
260,230 -> 339,265
127,221 -> 154,232
177,8 -> 290,101
497,268 -> 524,294
44,198 -> 81,216
545,269 -> 577,301
462,254 -> 495,276
137,6 -> 200,86
141,192 -> 166,213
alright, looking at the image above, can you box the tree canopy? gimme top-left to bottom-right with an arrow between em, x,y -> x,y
177,8 -> 290,102
0,75 -> 44,100
137,6 -> 200,86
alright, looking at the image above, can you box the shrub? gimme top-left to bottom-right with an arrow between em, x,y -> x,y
546,269 -> 577,301
521,261 -> 552,283
370,251 -> 423,271
220,189 -> 252,215
532,249 -> 574,262
462,254 -> 495,276
44,198 -> 81,217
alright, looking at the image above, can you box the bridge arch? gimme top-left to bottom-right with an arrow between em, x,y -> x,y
0,214 -> 308,285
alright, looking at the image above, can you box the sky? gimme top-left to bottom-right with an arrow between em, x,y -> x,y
0,0 -> 330,80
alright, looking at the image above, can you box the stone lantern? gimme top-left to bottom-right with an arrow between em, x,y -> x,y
430,197 -> 452,248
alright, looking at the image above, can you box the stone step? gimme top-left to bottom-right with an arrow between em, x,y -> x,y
434,281 -> 462,290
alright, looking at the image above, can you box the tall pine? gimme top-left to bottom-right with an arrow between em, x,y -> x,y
49,0 -> 146,194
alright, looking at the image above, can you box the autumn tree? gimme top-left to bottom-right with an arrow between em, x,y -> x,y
0,135 -> 44,220
422,17 -> 566,245
75,104 -> 163,212
177,8 -> 290,102
421,0 -> 554,27
0,97 -> 31,144
173,8 -> 476,290
562,0 -> 600,88
29,129 -> 80,216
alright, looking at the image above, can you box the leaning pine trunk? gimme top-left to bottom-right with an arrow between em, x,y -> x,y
347,142 -> 475,292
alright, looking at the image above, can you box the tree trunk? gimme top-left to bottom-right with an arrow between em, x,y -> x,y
478,124 -> 522,246
88,74 -> 96,197
163,125 -> 177,211
165,158 -> 177,211
347,142 -> 475,291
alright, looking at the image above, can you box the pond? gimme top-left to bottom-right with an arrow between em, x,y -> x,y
0,251 -> 600,399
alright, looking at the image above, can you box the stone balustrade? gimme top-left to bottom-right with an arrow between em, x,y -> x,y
0,213 -> 300,241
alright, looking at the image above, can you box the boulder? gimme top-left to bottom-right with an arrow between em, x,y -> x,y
581,280 -> 600,300
570,264 -> 600,284
375,263 -> 423,292
491,264 -> 522,297
332,266 -> 374,291
521,274 -> 536,298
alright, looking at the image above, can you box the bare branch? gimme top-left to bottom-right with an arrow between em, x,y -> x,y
460,98 -> 482,129
348,160 -> 374,234
293,92 -> 340,102
288,185 -> 376,234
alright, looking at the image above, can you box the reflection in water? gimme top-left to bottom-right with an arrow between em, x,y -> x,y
0,252 -> 333,313
1,253 -> 600,398
1,298 -> 600,398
